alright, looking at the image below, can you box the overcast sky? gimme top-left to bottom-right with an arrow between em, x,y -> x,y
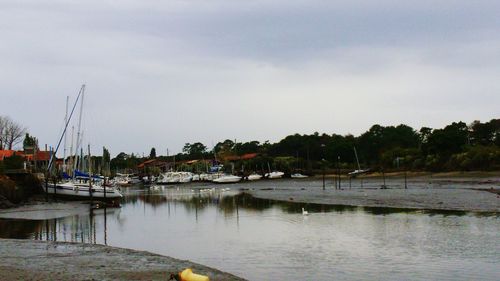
1,0 -> 499,156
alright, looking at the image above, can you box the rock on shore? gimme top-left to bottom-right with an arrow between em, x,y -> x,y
0,239 -> 247,281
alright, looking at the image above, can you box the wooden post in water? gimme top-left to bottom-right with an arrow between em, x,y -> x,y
381,170 -> 386,189
88,145 -> 93,204
53,176 -> 57,200
404,171 -> 407,189
104,207 -> 108,245
103,147 -> 107,201
45,174 -> 49,202
322,165 -> 325,190
337,156 -> 341,189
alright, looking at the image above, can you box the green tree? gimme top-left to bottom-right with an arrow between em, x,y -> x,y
469,119 -> 500,146
424,122 -> 468,158
23,133 -> 38,150
149,147 -> 156,159
183,142 -> 207,159
3,154 -> 24,170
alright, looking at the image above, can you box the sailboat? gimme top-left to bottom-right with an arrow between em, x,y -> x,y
291,151 -> 308,178
212,163 -> 241,183
44,85 -> 122,201
348,146 -> 370,177
265,162 -> 284,179
247,173 -> 263,181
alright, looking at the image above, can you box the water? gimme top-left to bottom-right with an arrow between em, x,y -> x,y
1,183 -> 499,281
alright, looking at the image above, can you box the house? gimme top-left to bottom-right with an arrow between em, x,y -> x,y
137,159 -> 168,173
222,153 -> 259,162
0,149 -> 55,172
0,150 -> 17,160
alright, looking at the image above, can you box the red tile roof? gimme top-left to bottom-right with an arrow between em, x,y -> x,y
0,150 -> 16,160
25,151 -> 51,161
0,150 -> 52,161
223,153 -> 258,161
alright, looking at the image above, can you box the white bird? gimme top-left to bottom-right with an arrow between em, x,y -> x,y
302,208 -> 309,216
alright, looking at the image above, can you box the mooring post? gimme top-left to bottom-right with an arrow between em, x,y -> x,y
103,176 -> 107,200
404,171 -> 407,189
53,176 -> 57,202
45,175 -> 49,202
337,156 -> 341,189
322,166 -> 325,190
88,145 -> 93,205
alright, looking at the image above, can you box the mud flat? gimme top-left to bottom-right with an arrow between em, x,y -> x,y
242,178 -> 500,212
0,239 -> 247,281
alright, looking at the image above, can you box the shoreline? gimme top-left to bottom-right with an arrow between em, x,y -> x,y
0,238 -> 247,281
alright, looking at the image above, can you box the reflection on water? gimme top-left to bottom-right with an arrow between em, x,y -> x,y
1,185 -> 499,281
0,207 -> 118,244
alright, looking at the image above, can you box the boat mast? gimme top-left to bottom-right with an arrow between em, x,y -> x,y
69,126 -> 74,176
73,85 -> 85,173
353,146 -> 361,170
46,85 -> 84,173
63,96 -> 69,173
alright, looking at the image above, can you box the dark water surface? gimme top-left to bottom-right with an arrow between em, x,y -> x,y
1,184 -> 499,281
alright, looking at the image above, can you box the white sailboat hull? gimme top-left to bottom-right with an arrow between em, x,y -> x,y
265,171 -> 284,179
43,182 -> 123,199
212,175 -> 241,183
247,174 -> 262,181
348,169 -> 370,176
291,173 -> 308,179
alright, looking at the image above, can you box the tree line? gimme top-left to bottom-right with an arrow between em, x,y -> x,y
0,115 -> 498,174
110,119 -> 499,174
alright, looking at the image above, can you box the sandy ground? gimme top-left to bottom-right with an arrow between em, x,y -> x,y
0,239 -> 247,281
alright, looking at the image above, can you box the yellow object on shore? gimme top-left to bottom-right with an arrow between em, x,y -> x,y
179,268 -> 210,281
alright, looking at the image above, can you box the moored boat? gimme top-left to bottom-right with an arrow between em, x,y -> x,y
291,173 -> 308,179
212,174 -> 241,183
247,173 -> 263,181
265,171 -> 284,179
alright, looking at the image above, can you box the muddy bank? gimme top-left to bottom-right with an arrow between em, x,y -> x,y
242,178 -> 500,213
0,239 -> 246,281
0,174 -> 43,209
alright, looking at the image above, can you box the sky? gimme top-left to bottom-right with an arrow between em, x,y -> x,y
1,0 -> 499,157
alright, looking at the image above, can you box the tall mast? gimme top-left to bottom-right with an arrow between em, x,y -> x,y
63,96 -> 69,172
69,126 -> 74,175
354,146 -> 361,170
46,85 -> 84,173
73,85 -> 85,172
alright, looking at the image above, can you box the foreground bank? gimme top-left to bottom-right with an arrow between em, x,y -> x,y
0,239 -> 247,281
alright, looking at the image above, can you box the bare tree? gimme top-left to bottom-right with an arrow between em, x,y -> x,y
0,116 -> 6,150
0,116 -> 27,150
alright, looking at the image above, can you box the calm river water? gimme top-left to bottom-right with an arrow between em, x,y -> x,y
1,183 -> 499,281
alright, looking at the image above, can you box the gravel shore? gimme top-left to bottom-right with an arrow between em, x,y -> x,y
0,239 -> 247,281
